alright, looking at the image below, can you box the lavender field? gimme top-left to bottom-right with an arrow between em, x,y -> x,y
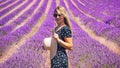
0,0 -> 120,68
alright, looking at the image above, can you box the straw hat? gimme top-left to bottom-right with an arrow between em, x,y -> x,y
43,37 -> 57,60
43,37 -> 52,50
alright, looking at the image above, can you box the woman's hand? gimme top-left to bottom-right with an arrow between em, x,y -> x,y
53,33 -> 59,41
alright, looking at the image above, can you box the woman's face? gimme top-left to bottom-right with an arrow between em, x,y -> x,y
53,10 -> 64,24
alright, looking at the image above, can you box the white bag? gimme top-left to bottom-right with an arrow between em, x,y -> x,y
50,37 -> 57,60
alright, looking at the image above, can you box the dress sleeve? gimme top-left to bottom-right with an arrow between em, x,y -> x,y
62,26 -> 72,38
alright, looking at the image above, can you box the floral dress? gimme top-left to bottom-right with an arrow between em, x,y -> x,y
51,26 -> 72,68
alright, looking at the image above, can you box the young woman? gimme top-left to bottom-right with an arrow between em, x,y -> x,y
51,6 -> 73,68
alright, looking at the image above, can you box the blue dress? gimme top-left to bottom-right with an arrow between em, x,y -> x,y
51,26 -> 72,68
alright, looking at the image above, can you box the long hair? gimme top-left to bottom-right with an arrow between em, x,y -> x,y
54,6 -> 72,31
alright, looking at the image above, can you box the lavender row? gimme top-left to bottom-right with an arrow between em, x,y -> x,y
0,46 -> 45,68
64,2 -> 119,41
0,0 -> 47,48
0,0 -> 32,26
0,0 -> 119,68
74,0 -> 120,23
78,0 -> 120,15
20,0 -> 56,61
105,16 -> 120,27
67,0 -> 120,46
0,0 -> 23,17
0,0 -> 40,37
60,0 -> 88,24
0,0 -> 15,9
73,0 -> 107,21
70,20 -> 120,68
0,0 -> 6,3
80,0 -> 120,10
83,17 -> 120,45
0,0 -> 47,55
60,1 -> 120,67
0,0 -> 55,68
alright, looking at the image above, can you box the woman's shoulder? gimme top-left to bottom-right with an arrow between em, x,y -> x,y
62,26 -> 70,30
55,25 -> 69,31
61,26 -> 71,32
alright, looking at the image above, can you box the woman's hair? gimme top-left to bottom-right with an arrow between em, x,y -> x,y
54,6 -> 72,30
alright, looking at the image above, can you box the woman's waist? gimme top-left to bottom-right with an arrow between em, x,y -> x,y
57,50 -> 67,55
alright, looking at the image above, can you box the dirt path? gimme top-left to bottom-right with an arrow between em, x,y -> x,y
0,0 -> 51,63
56,0 -> 60,7
0,0 -> 18,11
11,0 -> 44,33
70,0 -> 103,23
3,0 -> 36,28
0,0 -> 8,5
0,0 -> 28,20
40,0 -> 53,67
64,0 -> 120,54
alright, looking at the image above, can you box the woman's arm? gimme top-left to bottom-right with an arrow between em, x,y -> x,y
54,33 -> 73,50
58,37 -> 73,50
